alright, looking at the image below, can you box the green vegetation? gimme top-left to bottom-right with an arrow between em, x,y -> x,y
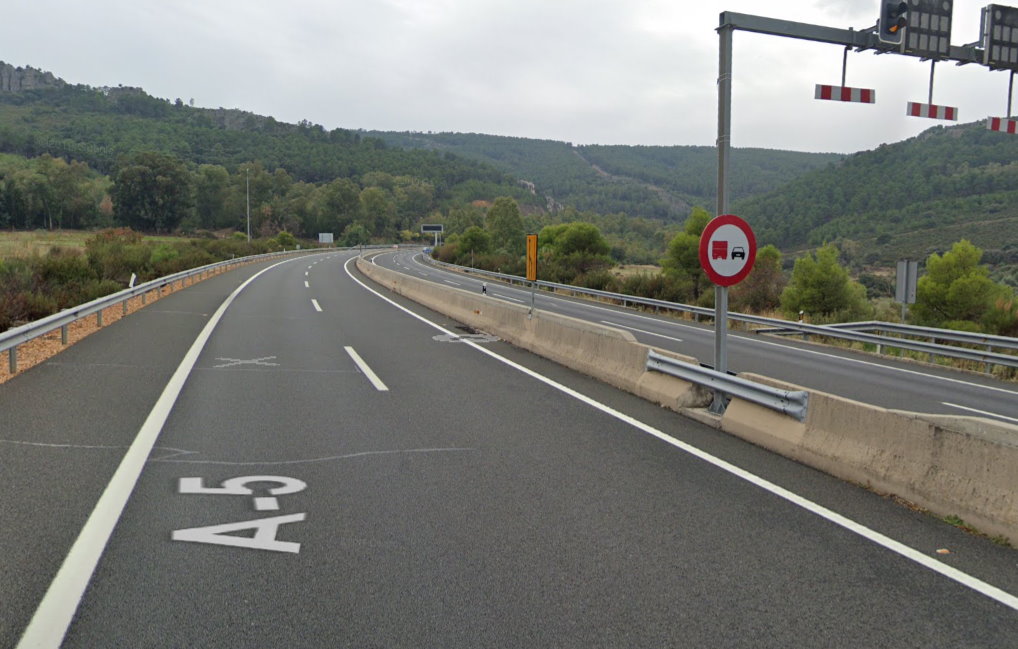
912,239 -> 1017,334
0,81 -> 540,241
661,207 -> 712,303
0,228 -> 297,331
780,244 -> 872,323
370,131 -> 841,222
3,63 -> 1018,342
733,121 -> 1018,286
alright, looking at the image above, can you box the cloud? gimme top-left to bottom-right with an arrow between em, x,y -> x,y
0,0 -> 1011,152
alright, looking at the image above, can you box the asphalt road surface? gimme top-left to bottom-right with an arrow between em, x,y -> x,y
3,251 -> 1018,648
379,250 -> 1018,424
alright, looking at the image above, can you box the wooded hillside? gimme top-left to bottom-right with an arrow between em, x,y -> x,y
368,131 -> 841,221
733,121 -> 1018,286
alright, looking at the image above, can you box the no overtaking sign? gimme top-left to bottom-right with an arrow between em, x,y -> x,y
698,214 -> 757,286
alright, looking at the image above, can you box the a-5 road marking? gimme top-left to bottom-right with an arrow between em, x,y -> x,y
345,256 -> 1018,614
18,257 -> 304,649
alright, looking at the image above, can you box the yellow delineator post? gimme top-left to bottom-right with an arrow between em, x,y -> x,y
526,234 -> 538,316
526,234 -> 538,281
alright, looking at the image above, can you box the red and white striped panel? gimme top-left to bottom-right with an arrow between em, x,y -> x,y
906,102 -> 957,121
987,117 -> 1018,134
814,84 -> 875,104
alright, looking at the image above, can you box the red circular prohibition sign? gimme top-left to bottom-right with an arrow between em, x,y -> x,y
698,214 -> 757,287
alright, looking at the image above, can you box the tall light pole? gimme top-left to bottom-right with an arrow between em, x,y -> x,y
245,167 -> 251,242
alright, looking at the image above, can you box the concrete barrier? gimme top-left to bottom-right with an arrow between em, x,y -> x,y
724,373 -> 1018,542
359,256 -> 1018,542
357,256 -> 711,411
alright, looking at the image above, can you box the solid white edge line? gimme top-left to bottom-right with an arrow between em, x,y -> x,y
943,402 -> 1018,424
344,346 -> 390,391
17,257 -> 300,649
343,256 -> 1018,613
311,299 -> 323,312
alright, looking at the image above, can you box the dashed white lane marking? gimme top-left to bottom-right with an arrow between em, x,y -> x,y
943,402 -> 1018,424
445,280 -> 462,286
495,294 -> 525,303
601,320 -> 683,343
304,281 -> 309,288
344,346 -> 389,391
311,299 -> 323,312
343,256 -> 1018,615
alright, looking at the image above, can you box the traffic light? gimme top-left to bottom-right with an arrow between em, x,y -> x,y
879,1 -> 909,45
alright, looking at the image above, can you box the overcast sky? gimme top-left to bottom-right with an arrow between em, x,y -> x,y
2,1 -> 1014,153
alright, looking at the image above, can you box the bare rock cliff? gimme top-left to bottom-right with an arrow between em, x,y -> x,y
0,62 -> 64,92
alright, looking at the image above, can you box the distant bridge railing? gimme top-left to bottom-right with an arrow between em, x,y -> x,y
420,253 -> 1018,374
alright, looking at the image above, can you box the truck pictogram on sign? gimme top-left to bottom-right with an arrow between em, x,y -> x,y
698,214 -> 757,288
712,240 -> 729,260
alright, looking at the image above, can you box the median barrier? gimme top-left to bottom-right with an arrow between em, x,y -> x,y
724,373 -> 1018,542
360,257 -> 1017,542
357,257 -> 710,410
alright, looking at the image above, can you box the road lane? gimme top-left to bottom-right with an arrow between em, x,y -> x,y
1,253 -> 331,649
7,251 -> 1007,648
385,251 -> 1018,422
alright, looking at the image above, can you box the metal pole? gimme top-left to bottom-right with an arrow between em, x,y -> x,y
711,21 -> 734,413
841,45 -> 849,87
928,60 -> 936,106
1009,71 -> 1015,118
246,167 -> 251,242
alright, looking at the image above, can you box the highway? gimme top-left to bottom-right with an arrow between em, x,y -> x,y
3,250 -> 1018,648
378,250 -> 1018,424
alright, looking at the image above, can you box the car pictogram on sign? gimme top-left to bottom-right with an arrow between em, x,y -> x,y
731,246 -> 746,260
712,240 -> 729,260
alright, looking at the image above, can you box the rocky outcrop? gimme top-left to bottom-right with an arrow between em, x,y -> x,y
0,61 -> 64,92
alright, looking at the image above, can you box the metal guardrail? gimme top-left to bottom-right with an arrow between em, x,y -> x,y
646,350 -> 809,421
821,320 -> 1018,353
0,246 -> 346,374
420,254 -> 1018,373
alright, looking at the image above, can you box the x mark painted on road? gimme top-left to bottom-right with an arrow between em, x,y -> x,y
212,356 -> 279,369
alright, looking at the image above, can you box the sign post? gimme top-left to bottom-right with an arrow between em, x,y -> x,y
699,214 -> 757,412
421,224 -> 443,248
526,234 -> 538,316
896,259 -> 918,322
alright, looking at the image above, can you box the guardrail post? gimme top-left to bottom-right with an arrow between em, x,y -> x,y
61,324 -> 68,345
142,291 -> 147,305
8,346 -> 16,374
929,337 -> 936,363
96,310 -> 103,327
122,299 -> 128,316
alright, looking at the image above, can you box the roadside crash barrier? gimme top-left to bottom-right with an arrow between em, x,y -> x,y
721,373 -> 1018,543
359,255 -> 1018,543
